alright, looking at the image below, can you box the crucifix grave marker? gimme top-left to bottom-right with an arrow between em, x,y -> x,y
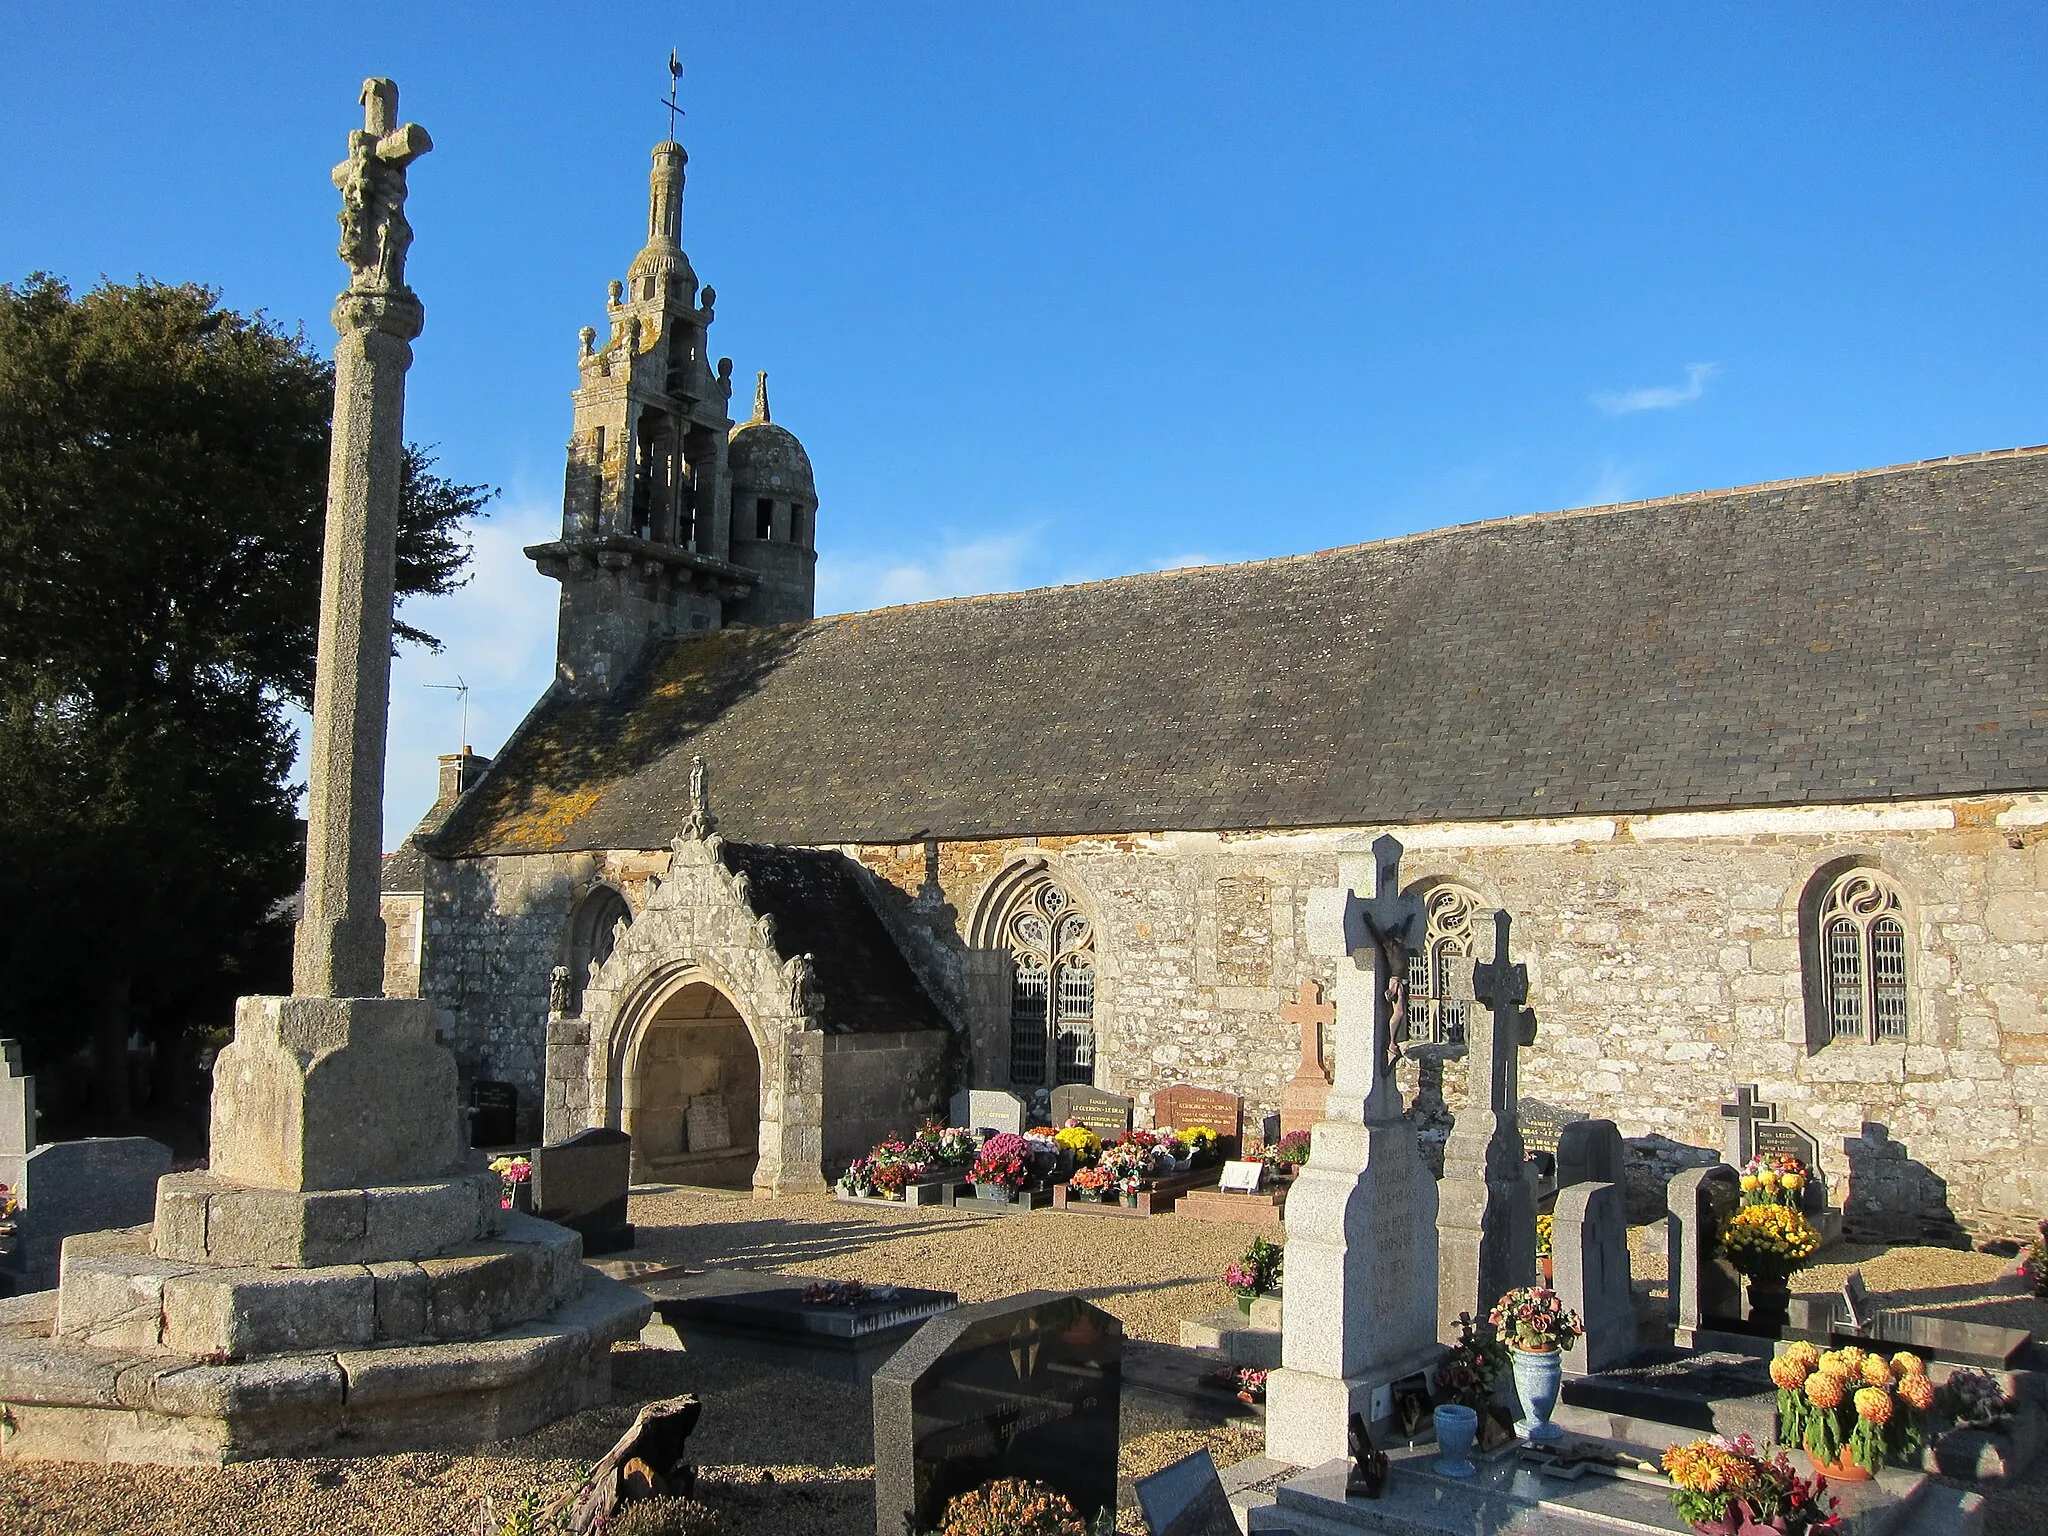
1339,835 -> 1424,1124
1720,1084 -> 1777,1167
1470,910 -> 1538,1117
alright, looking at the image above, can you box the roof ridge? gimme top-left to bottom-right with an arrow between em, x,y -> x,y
815,442 -> 2048,623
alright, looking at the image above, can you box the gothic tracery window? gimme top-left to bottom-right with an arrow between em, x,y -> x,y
1402,883 -> 1481,1047
1003,877 -> 1096,1087
1816,869 -> 1910,1044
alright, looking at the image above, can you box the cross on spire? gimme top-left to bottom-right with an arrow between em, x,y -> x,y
1470,909 -> 1538,1115
1720,1083 -> 1777,1165
661,50 -> 685,142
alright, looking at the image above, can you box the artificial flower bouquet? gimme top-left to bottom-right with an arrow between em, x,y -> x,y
1661,1434 -> 1840,1534
925,1478 -> 1095,1536
1067,1165 -> 1114,1200
1237,1367 -> 1269,1403
1741,1153 -> 1812,1210
801,1278 -> 873,1307
1769,1343 -> 1929,1475
1097,1137 -> 1156,1189
487,1154 -> 531,1211
911,1123 -> 981,1170
1717,1203 -> 1822,1285
1536,1212 -> 1554,1258
1183,1125 -> 1221,1164
1488,1286 -> 1585,1353
970,1132 -> 1032,1190
1264,1129 -> 1312,1172
1052,1123 -> 1102,1165
1225,1235 -> 1284,1301
836,1134 -> 930,1199
1435,1311 -> 1511,1411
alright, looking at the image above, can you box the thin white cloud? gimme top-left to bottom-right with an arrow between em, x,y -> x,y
1576,456 -> 1648,508
1592,362 -> 1721,415
1155,551 -> 1233,571
815,529 -> 1043,614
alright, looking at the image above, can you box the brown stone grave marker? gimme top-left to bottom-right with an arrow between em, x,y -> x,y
1154,1085 -> 1243,1141
1278,981 -> 1335,1137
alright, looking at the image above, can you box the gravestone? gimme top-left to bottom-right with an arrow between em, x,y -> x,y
1268,834 -> 1441,1467
2,1136 -> 172,1292
950,1088 -> 1026,1135
1841,1269 -> 1875,1333
1555,1119 -> 1625,1191
532,1126 -> 635,1255
1048,1084 -> 1130,1140
1754,1120 -> 1829,1215
1553,1180 -> 1634,1376
1720,1084 -> 1777,1168
1518,1098 -> 1570,1160
686,1092 -> 732,1152
1135,1448 -> 1238,1536
1278,981 -> 1336,1137
1154,1084 -> 1242,1143
872,1292 -> 1122,1536
1436,909 -> 1539,1345
0,1040 -> 32,1185
470,1079 -> 519,1146
1668,1163 -> 1743,1348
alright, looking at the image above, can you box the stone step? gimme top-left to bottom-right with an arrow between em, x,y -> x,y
151,1169 -> 502,1269
52,1213 -> 582,1359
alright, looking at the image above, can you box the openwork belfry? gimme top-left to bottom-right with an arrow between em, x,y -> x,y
1002,874 -> 1097,1087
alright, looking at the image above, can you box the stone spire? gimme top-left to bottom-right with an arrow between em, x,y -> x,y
752,369 -> 770,424
646,140 -> 685,253
294,78 -> 431,999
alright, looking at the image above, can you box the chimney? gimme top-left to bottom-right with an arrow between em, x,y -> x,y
437,747 -> 492,805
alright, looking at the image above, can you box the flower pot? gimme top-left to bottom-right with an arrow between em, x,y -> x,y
1236,1295 -> 1255,1316
1807,1444 -> 1873,1483
1511,1347 -> 1565,1443
1747,1279 -> 1792,1331
981,1183 -> 1016,1204
1124,1190 -> 1140,1208
1433,1403 -> 1479,1477
1538,1256 -> 1553,1284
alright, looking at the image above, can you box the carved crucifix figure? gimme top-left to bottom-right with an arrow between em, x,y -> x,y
1341,834 -> 1424,1123
332,78 -> 433,298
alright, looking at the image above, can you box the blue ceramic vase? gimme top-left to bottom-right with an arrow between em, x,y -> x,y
1511,1347 -> 1564,1443
1432,1403 -> 1478,1477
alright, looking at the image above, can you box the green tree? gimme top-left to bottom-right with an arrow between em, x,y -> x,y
0,274 -> 492,1123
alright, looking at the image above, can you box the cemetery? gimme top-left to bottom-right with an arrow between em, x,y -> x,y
5,26 -> 2048,1536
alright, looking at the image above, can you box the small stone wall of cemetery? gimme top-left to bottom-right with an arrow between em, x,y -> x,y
849,802 -> 2048,1236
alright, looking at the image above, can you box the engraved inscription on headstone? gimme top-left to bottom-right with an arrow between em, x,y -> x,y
1754,1120 -> 1828,1216
1153,1084 -> 1243,1140
1048,1084 -> 1131,1139
872,1292 -> 1121,1536
1518,1098 -> 1570,1158
470,1080 -> 518,1147
951,1088 -> 1026,1136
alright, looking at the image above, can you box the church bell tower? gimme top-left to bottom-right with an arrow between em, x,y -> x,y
527,134 -> 816,697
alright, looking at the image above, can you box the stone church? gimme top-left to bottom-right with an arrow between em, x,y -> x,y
383,136 -> 2048,1237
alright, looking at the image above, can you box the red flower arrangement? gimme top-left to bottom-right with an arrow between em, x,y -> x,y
970,1132 -> 1031,1190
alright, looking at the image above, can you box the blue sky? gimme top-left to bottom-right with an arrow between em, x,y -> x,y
5,6 -> 2045,846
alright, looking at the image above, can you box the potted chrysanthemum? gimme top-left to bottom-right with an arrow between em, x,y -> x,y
1488,1286 -> 1584,1443
1662,1433 -> 1840,1534
1769,1343 -> 1930,1479
1716,1202 -> 1821,1328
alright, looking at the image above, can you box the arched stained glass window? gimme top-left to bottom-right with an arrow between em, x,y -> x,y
1003,878 -> 1096,1086
1816,870 -> 1910,1044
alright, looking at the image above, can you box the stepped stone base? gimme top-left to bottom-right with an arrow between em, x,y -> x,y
0,1269 -> 650,1465
151,1169 -> 501,1268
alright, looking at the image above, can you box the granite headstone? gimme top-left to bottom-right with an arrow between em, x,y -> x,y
3,1135 -> 173,1292
1554,1180 -> 1635,1376
1136,1448 -> 1238,1536
470,1079 -> 518,1147
531,1126 -> 634,1255
1668,1163 -> 1742,1347
1755,1120 -> 1828,1216
872,1292 -> 1121,1536
1048,1084 -> 1131,1140
1555,1119 -> 1625,1191
950,1088 -> 1026,1136
1153,1085 -> 1242,1141
1518,1098 -> 1570,1159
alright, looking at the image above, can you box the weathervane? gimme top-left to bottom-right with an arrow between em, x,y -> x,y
660,50 -> 684,140
426,676 -> 470,750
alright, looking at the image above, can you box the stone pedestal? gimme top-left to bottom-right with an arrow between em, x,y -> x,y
1436,1109 -> 1537,1343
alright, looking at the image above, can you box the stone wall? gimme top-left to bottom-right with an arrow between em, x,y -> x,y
820,1030 -> 952,1168
420,792 -> 2048,1235
380,892 -> 423,999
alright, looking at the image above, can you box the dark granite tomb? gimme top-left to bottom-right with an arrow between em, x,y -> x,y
872,1291 -> 1121,1536
1049,1084 -> 1132,1140
470,1079 -> 519,1147
531,1126 -> 635,1255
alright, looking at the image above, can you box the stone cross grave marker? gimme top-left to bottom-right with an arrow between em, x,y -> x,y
1668,1163 -> 1743,1347
532,1126 -> 635,1255
951,1088 -> 1025,1135
1278,981 -> 1335,1137
1048,1084 -> 1129,1140
1720,1084 -> 1777,1168
1154,1085 -> 1242,1145
1438,908 -> 1539,1342
1555,1119 -> 1625,1191
1553,1180 -> 1634,1376
1135,1448 -> 1238,1536
872,1292 -> 1121,1536
1268,834 -> 1440,1467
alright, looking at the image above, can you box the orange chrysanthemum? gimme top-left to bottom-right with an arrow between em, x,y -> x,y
1854,1386 -> 1894,1424
1860,1355 -> 1895,1387
1770,1355 -> 1811,1390
1891,1351 -> 1925,1377
1805,1372 -> 1846,1409
1898,1373 -> 1937,1411
1783,1341 -> 1821,1369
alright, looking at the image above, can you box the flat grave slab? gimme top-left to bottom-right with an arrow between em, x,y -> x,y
1051,1164 -> 1220,1217
950,1186 -> 1053,1215
1175,1185 -> 1288,1224
834,1174 -> 966,1210
640,1267 -> 958,1383
1554,1348 -> 1777,1446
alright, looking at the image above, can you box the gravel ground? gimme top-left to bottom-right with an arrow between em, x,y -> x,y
2,1194 -> 2039,1535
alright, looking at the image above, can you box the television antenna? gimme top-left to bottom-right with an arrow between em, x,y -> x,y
426,676 -> 470,750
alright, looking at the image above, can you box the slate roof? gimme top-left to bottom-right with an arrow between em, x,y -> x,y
719,841 -> 949,1035
432,447 -> 2048,855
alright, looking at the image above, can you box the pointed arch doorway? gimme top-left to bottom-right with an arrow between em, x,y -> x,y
622,979 -> 762,1187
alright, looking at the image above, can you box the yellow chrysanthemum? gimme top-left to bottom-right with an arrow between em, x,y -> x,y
1891,1351 -> 1925,1377
1817,1351 -> 1851,1379
1805,1372 -> 1846,1409
1898,1374 -> 1936,1411
1769,1355 -> 1811,1390
1784,1341 -> 1821,1369
1740,1174 -> 1760,1191
1860,1356 -> 1895,1387
1854,1386 -> 1894,1425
